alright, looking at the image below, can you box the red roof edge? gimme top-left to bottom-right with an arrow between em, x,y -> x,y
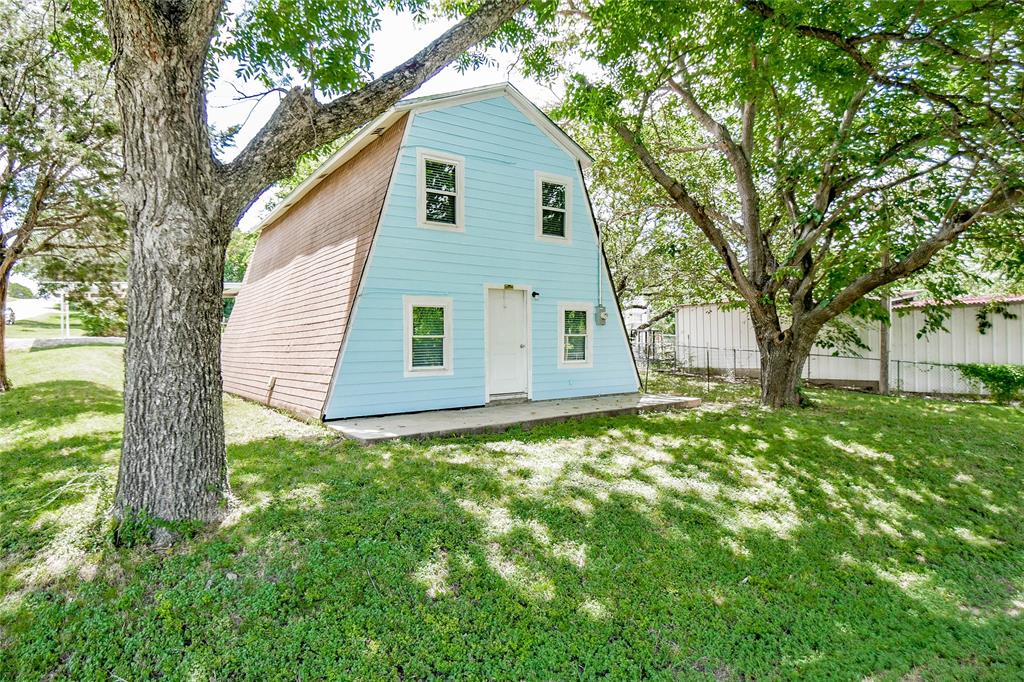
894,293 -> 1024,309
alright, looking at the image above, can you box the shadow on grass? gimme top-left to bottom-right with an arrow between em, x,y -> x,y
2,387 -> 1022,679
1,379 -> 122,431
0,380 -> 122,600
25,341 -> 123,353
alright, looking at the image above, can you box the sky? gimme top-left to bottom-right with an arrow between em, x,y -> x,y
206,8 -> 560,231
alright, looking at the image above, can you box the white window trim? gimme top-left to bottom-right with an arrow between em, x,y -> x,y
417,149 -> 465,232
403,295 -> 454,377
557,301 -> 593,369
535,171 -> 573,244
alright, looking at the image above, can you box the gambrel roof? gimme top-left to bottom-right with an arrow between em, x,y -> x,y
222,116 -> 409,417
256,83 -> 592,235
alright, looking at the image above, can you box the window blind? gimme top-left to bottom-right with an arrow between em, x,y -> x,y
563,309 -> 587,362
411,305 -> 445,368
425,159 -> 457,225
541,181 -> 566,237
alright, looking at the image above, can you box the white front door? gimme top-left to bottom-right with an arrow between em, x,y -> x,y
487,288 -> 529,397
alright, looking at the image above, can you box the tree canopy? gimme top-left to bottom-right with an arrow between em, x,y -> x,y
0,0 -> 124,385
526,0 -> 1024,405
564,119 -> 726,319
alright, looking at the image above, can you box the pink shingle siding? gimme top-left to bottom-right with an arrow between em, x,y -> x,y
221,115 -> 408,418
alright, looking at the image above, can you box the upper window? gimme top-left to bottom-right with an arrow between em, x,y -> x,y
535,172 -> 572,243
541,182 -> 567,236
417,149 -> 465,231
403,296 -> 454,376
557,302 -> 592,368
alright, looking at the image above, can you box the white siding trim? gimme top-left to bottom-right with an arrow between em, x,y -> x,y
534,171 -> 573,245
576,160 -> 641,390
416,148 -> 465,232
557,301 -> 594,369
398,83 -> 593,168
403,295 -> 454,377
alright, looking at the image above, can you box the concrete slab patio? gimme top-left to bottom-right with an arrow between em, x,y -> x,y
325,393 -> 701,444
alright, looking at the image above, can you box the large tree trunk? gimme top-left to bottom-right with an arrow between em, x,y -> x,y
114,209 -> 231,530
102,0 -> 526,540
0,267 -> 10,391
106,0 -> 232,534
757,328 -> 814,408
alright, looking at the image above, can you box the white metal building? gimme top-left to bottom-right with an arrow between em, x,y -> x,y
673,295 -> 1024,395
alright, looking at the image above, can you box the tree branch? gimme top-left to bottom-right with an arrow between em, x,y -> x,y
223,0 -> 527,214
811,83 -> 869,212
742,0 -> 955,107
849,27 -> 1024,68
667,61 -> 765,283
611,121 -> 764,313
806,183 -> 1024,328
742,0 -> 1024,147
635,308 -> 675,331
1,166 -> 52,272
704,204 -> 745,237
775,131 -> 941,283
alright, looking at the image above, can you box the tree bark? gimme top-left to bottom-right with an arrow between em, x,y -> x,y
114,207 -> 232,531
105,0 -> 232,533
0,267 -> 10,391
756,325 -> 815,408
0,169 -> 52,393
759,344 -> 806,407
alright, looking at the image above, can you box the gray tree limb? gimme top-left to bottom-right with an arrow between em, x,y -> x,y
222,0 -> 527,215
806,183 -> 1024,328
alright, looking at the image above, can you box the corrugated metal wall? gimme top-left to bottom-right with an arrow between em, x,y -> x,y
888,304 -> 1024,394
674,302 -> 1024,394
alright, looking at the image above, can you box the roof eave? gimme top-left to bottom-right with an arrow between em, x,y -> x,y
255,108 -> 405,232
394,82 -> 593,167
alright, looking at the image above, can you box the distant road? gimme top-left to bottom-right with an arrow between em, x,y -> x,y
8,298 -> 58,321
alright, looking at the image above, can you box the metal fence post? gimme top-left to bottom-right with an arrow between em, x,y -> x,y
644,336 -> 652,390
706,349 -> 711,392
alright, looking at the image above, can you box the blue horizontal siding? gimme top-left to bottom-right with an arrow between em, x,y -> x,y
325,95 -> 638,419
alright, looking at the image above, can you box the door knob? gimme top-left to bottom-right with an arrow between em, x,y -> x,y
520,344 -> 526,349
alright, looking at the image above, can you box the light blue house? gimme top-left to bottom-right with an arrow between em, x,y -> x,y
222,84 -> 640,421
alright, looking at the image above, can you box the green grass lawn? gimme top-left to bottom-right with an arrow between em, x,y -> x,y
4,310 -> 84,339
1,347 -> 1022,680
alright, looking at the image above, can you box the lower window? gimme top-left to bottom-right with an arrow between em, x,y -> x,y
557,302 -> 593,368
404,296 -> 453,376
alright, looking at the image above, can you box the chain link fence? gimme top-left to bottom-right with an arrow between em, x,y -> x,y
631,330 -> 979,397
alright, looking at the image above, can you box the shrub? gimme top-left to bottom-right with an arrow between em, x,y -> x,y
76,292 -> 127,336
8,282 -> 33,298
956,363 -> 1024,404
